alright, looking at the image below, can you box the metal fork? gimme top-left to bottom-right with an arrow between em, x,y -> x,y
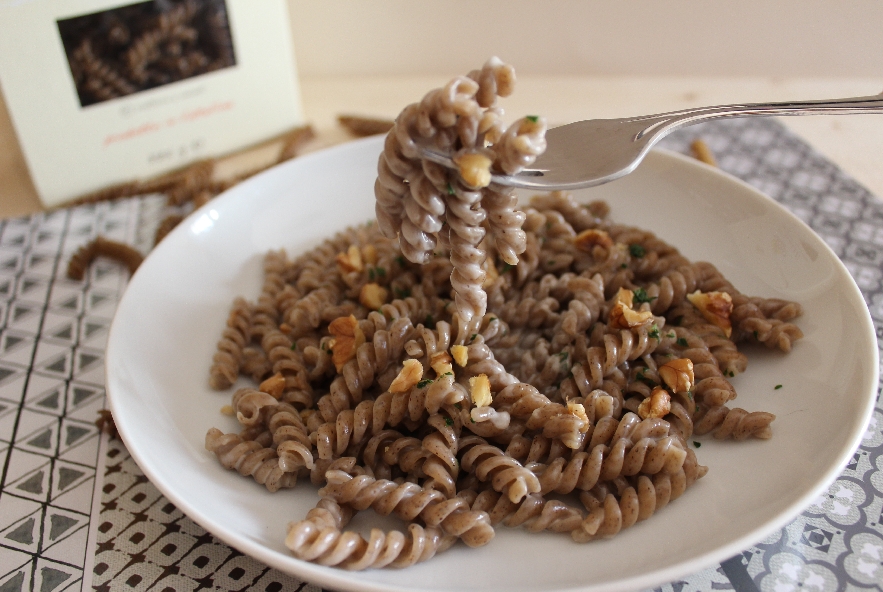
420,94 -> 883,190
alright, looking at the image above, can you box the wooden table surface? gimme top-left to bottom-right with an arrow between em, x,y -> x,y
3,75 -> 883,218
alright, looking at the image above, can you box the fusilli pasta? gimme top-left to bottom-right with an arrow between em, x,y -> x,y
205,59 -> 802,570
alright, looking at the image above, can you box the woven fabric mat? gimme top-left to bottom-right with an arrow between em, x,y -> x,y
0,118 -> 880,592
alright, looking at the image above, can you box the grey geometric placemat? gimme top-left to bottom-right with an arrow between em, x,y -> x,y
653,119 -> 883,592
0,117 -> 880,592
0,197 -> 150,592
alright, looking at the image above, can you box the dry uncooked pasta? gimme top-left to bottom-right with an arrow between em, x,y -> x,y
205,59 -> 803,570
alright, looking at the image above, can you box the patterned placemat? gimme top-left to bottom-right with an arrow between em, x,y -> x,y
0,117 -> 880,592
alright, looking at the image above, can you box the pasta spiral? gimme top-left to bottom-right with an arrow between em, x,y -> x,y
285,498 -> 455,569
694,405 -> 776,440
471,490 -> 584,533
320,469 -> 495,547
204,428 -> 296,492
208,297 -> 251,389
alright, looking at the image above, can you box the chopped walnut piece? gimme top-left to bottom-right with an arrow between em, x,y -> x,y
361,244 -> 378,265
612,287 -> 634,308
566,400 -> 590,433
609,301 -> 654,329
430,351 -> 454,377
659,358 -> 694,393
482,258 -> 499,288
469,374 -> 492,407
328,315 -> 366,371
335,245 -> 363,273
451,345 -> 469,367
259,372 -> 286,399
453,152 -> 493,188
574,229 -> 613,252
390,359 -> 424,393
638,387 -> 672,419
686,290 -> 734,337
359,283 -> 388,310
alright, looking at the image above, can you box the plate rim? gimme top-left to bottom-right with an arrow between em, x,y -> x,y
105,137 -> 880,592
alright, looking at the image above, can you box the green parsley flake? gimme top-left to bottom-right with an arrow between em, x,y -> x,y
632,287 -> 657,304
446,182 -> 455,196
676,337 -> 689,347
471,333 -> 478,341
501,263 -> 513,272
674,315 -> 684,327
444,372 -> 453,376
444,417 -> 453,426
775,384 -> 783,390
525,115 -> 540,123
395,256 -> 406,267
454,402 -> 462,410
290,342 -> 297,350
368,268 -> 376,280
376,267 -> 386,277
636,370 -> 657,387
425,314 -> 434,327
417,379 -> 433,388
692,441 -> 701,448
621,263 -> 628,269
649,325 -> 660,340
629,244 -> 646,258
667,332 -> 676,339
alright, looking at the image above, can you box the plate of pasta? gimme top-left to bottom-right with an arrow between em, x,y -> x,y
106,130 -> 877,592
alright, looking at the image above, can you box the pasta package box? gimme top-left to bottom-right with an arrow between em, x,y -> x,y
0,0 -> 304,207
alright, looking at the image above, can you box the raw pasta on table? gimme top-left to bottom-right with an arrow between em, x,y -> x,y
204,58 -> 803,570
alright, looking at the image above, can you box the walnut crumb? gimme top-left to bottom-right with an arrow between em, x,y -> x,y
430,351 -> 454,377
566,400 -> 590,433
361,244 -> 378,265
612,287 -> 634,308
328,315 -> 365,371
638,387 -> 671,419
258,372 -> 286,399
470,374 -> 492,407
359,283 -> 388,310
335,245 -> 363,273
390,359 -> 423,393
574,229 -> 613,251
686,290 -> 733,337
453,152 -> 493,188
451,345 -> 469,367
609,301 -> 654,328
659,358 -> 694,393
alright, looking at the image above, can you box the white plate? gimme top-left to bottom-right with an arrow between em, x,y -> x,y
106,136 -> 879,592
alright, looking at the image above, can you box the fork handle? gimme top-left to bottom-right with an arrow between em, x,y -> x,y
638,94 -> 883,140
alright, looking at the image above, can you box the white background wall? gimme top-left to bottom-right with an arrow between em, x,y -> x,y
287,0 -> 883,77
